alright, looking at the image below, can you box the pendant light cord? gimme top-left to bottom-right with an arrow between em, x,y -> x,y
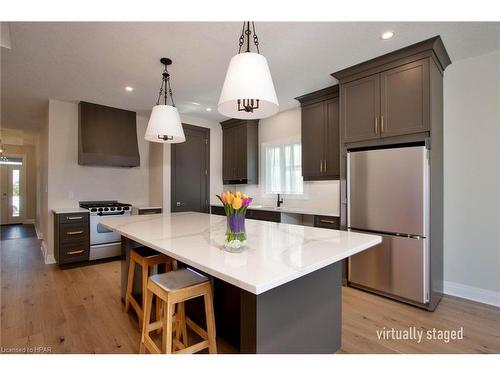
238,21 -> 260,54
155,63 -> 176,107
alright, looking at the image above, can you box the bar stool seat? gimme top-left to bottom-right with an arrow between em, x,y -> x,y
125,247 -> 176,329
140,268 -> 217,354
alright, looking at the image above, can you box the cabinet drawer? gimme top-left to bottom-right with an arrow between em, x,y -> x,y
60,222 -> 89,244
247,209 -> 281,223
210,205 -> 226,216
58,212 -> 89,224
59,241 -> 90,264
314,215 -> 340,230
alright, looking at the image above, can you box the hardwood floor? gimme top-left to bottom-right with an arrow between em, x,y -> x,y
1,236 -> 499,354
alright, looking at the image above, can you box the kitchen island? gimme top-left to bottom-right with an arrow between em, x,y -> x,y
100,212 -> 381,354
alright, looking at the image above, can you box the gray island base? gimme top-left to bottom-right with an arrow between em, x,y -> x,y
120,236 -> 342,354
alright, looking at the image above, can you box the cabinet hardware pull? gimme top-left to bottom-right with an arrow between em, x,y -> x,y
374,117 -> 378,134
66,216 -> 83,220
319,219 -> 336,224
381,116 -> 384,133
320,159 -> 323,173
324,159 -> 327,173
67,250 -> 84,255
66,230 -> 84,235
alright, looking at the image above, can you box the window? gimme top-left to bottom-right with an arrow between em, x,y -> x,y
264,142 -> 303,195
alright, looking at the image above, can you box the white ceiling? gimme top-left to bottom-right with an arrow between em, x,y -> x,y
2,22 -> 500,130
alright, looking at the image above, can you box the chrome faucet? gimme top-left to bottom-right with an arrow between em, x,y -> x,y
277,193 -> 284,208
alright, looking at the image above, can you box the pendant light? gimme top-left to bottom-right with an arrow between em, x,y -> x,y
145,58 -> 185,143
218,22 -> 279,119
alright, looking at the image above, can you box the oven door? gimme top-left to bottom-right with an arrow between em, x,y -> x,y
89,213 -> 123,245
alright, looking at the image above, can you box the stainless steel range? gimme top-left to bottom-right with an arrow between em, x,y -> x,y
79,200 -> 132,260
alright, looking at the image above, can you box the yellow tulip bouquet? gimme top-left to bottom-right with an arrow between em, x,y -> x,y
216,191 -> 253,250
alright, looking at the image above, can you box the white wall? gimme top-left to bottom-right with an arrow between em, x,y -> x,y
443,48 -> 500,306
148,114 -> 223,212
224,107 -> 340,216
44,99 -> 150,260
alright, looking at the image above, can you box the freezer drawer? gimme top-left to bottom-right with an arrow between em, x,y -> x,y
348,232 -> 428,304
348,146 -> 428,236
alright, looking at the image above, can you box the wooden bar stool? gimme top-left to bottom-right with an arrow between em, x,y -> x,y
125,247 -> 177,328
140,268 -> 217,354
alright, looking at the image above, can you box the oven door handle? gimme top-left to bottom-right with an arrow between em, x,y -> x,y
97,211 -> 125,216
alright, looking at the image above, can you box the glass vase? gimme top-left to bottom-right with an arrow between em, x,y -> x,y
224,212 -> 247,251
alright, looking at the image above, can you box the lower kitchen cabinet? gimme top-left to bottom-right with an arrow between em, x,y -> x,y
210,206 -> 281,223
314,215 -> 340,230
54,212 -> 90,265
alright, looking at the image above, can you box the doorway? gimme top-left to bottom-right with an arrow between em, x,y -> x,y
171,124 -> 210,213
1,156 -> 24,225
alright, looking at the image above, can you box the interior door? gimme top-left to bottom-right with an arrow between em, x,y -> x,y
301,101 -> 325,179
1,162 -> 23,225
171,124 -> 210,213
324,98 -> 340,177
380,59 -> 430,137
341,73 -> 380,143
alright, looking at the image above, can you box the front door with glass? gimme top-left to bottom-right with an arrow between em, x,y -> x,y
0,157 -> 23,225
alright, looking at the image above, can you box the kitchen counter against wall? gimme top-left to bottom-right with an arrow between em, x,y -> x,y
210,202 -> 339,218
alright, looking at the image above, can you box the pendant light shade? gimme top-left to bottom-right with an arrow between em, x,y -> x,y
145,105 -> 185,143
218,52 -> 278,119
218,22 -> 278,120
145,57 -> 185,143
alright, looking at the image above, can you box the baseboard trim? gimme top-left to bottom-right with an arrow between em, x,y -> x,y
444,281 -> 500,307
35,226 -> 43,240
40,240 -> 56,265
23,219 -> 35,224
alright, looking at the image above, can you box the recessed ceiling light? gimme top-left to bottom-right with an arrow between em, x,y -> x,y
191,102 -> 201,106
125,86 -> 134,92
380,31 -> 395,40
206,108 -> 212,112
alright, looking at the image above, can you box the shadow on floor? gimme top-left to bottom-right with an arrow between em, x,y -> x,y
0,224 -> 37,240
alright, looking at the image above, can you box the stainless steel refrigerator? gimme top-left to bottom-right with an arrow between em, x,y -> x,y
347,145 -> 430,304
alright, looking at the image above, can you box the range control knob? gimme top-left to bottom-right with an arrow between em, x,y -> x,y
98,208 -> 103,212
104,207 -> 109,211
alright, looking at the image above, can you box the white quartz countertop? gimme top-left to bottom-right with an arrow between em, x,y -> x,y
100,212 -> 381,295
211,203 -> 339,217
52,207 -> 88,214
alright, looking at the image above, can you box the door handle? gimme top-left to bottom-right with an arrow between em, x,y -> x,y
319,160 -> 323,173
381,115 -> 384,133
66,250 -> 84,255
324,159 -> 327,173
374,117 -> 378,134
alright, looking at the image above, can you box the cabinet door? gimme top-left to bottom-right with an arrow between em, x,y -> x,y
233,124 -> 247,180
380,59 -> 430,137
324,98 -> 340,178
341,73 -> 380,143
222,126 -> 234,180
301,101 -> 325,179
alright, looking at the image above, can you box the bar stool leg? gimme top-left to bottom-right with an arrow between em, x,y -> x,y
177,302 -> 188,347
140,264 -> 149,328
125,257 -> 135,312
162,299 -> 173,354
155,297 -> 163,335
140,287 -> 154,354
204,291 -> 217,354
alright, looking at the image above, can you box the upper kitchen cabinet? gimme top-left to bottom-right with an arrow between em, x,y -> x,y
221,118 -> 259,184
296,85 -> 340,180
332,36 -> 451,145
